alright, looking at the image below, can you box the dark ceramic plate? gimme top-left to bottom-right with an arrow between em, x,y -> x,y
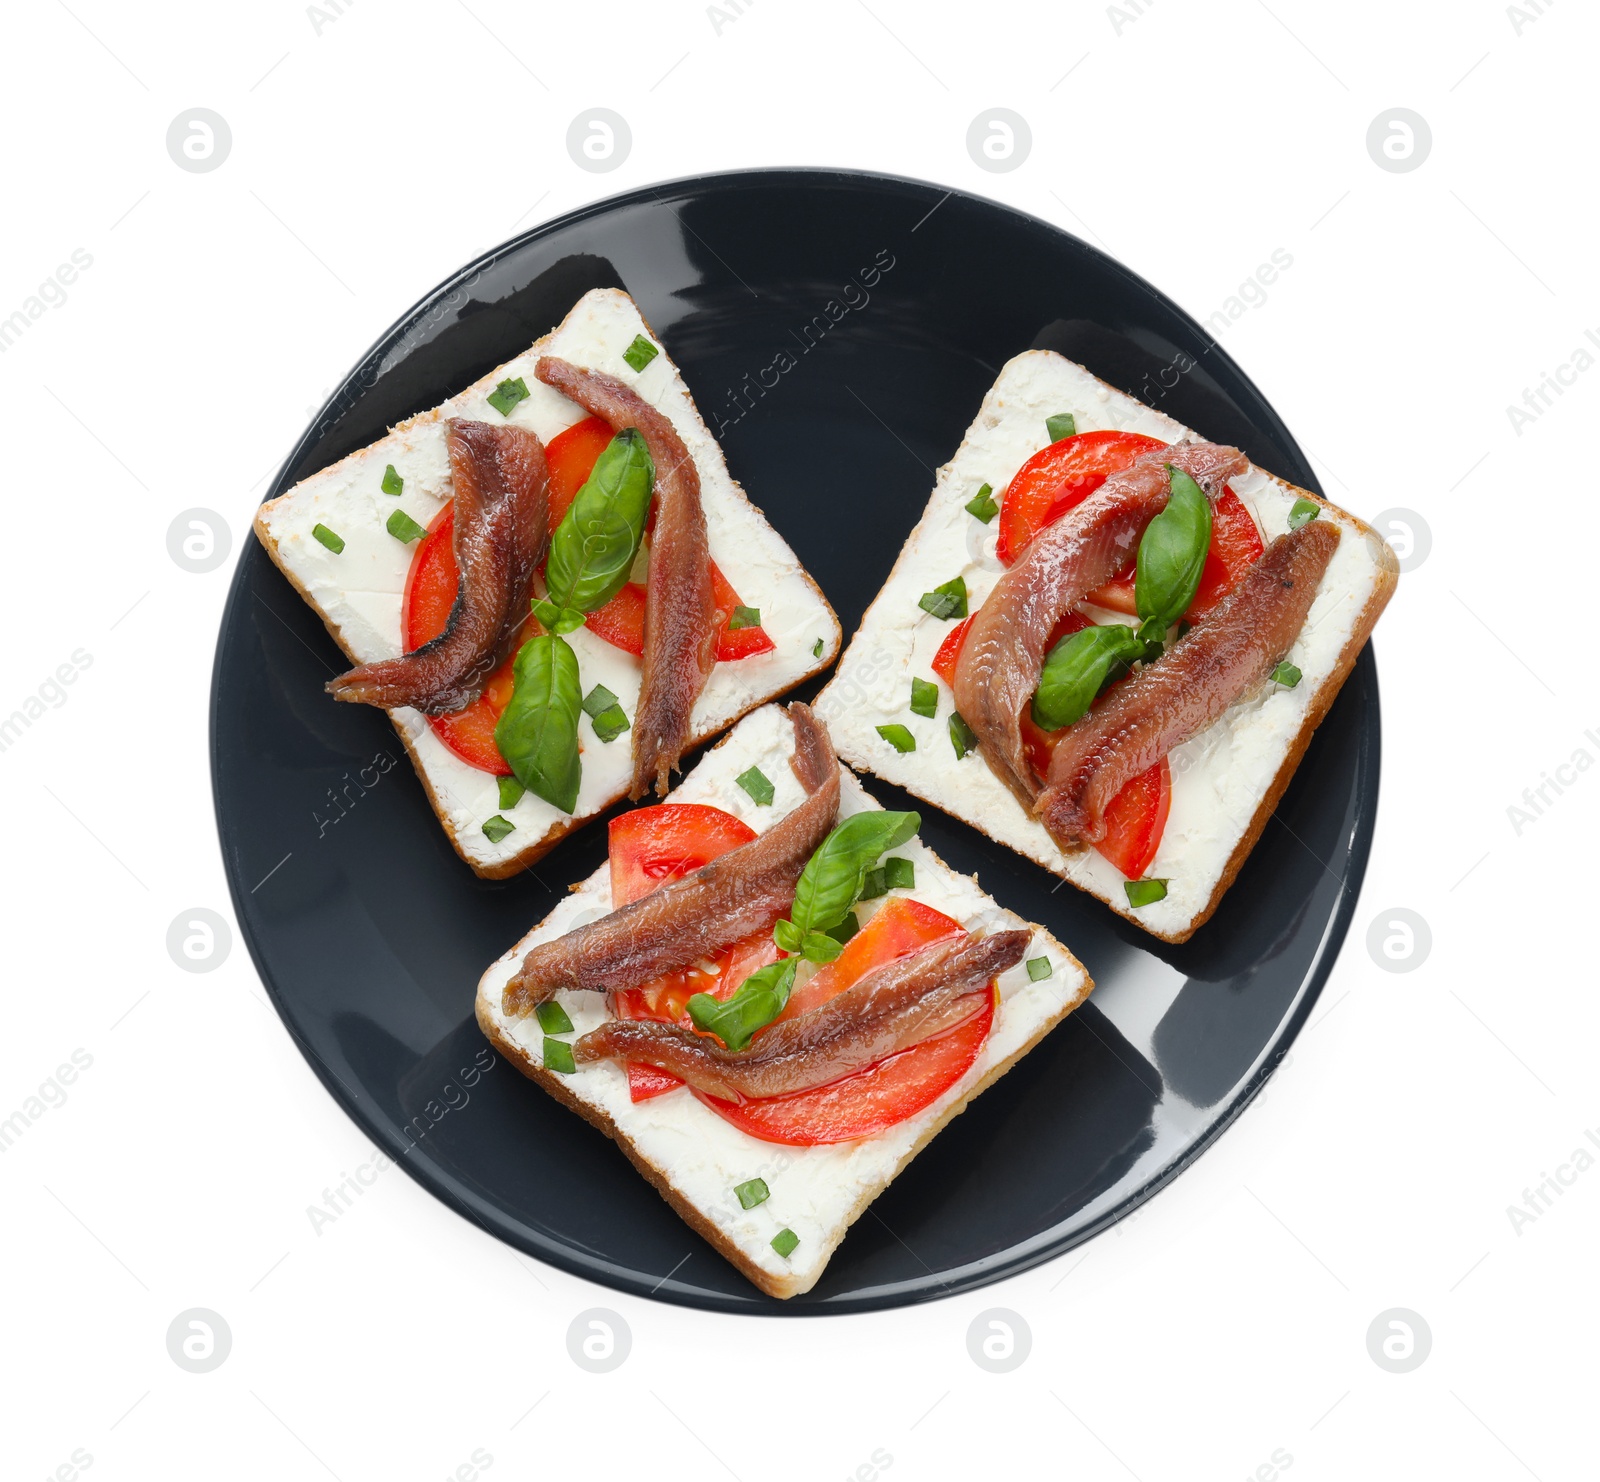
212,169 -> 1381,1314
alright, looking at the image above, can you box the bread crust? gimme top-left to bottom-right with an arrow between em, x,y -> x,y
822,354 -> 1399,943
477,954 -> 1093,1300
251,292 -> 841,879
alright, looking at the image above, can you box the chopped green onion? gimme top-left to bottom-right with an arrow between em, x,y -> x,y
728,605 -> 761,631
736,766 -> 775,806
770,1227 -> 799,1258
590,704 -> 630,743
623,335 -> 659,372
910,677 -> 939,719
487,377 -> 530,417
965,483 -> 998,523
543,1037 -> 576,1074
1288,498 -> 1320,530
882,856 -> 915,891
381,463 -> 404,495
949,711 -> 978,761
482,815 -> 515,843
825,911 -> 859,946
812,637 -> 824,659
1271,661 -> 1302,688
312,523 -> 345,554
1124,878 -> 1168,908
877,723 -> 916,753
918,575 -> 968,621
858,867 -> 887,902
1046,412 -> 1078,443
1026,956 -> 1053,981
498,775 -> 526,810
386,508 -> 426,544
536,1000 -> 574,1035
581,684 -> 619,719
735,1177 -> 770,1210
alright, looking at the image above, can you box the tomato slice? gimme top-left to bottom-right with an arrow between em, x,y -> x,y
1085,485 -> 1265,617
402,506 -> 515,775
695,896 -> 995,1147
996,430 -> 1166,565
931,610 -> 1088,691
545,417 -> 775,662
607,803 -> 779,1102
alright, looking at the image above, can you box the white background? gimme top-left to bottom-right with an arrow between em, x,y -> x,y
2,1 -> 1594,1478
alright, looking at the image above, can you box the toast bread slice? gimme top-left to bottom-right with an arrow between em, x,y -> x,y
815,351 -> 1398,942
475,704 -> 1093,1299
255,289 -> 841,878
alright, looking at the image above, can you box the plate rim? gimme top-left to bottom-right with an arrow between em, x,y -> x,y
211,165 -> 1381,1315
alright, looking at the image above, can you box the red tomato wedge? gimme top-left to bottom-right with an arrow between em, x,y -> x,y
545,416 -> 775,662
1084,485 -> 1265,617
402,506 -> 516,775
695,896 -> 995,1146
607,804 -> 779,1102
996,430 -> 1166,565
936,605 -> 1168,879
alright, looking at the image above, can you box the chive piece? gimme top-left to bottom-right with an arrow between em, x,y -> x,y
770,1227 -> 800,1258
1046,412 -> 1078,443
381,463 -> 403,495
882,856 -> 915,891
728,605 -> 761,631
1124,878 -> 1168,908
311,523 -> 345,554
623,335 -> 659,372
736,766 -> 775,806
591,704 -> 630,743
487,376 -> 530,417
877,723 -> 916,753
482,814 -> 515,843
965,483 -> 998,523
918,575 -> 968,621
825,911 -> 859,946
910,677 -> 939,719
581,684 -> 620,719
858,867 -> 888,902
1288,498 -> 1320,530
735,1177 -> 770,1210
812,637 -> 824,658
536,1000 -> 575,1035
386,508 -> 426,544
498,775 -> 526,810
543,1037 -> 577,1074
949,711 -> 978,761
1026,956 -> 1053,981
1271,661 -> 1302,688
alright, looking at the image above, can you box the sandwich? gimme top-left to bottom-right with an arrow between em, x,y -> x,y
254,287 -> 840,878
475,702 -> 1092,1298
816,350 -> 1397,942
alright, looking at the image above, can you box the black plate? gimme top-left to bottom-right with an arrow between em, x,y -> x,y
212,169 -> 1381,1314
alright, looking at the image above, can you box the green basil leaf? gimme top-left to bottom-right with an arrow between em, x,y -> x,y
688,957 -> 798,1052
312,523 -> 344,554
532,597 -> 586,635
545,428 -> 655,616
1046,412 -> 1077,442
858,866 -> 887,902
482,815 -> 514,843
589,703 -> 629,743
736,766 -> 775,805
623,335 -> 659,372
493,634 -> 583,814
535,1000 -> 574,1035
727,605 -> 761,631
825,911 -> 860,946
790,811 -> 919,934
882,855 -> 915,890
1288,497 -> 1320,530
801,930 -> 842,964
909,676 -> 939,718
487,377 -> 529,417
773,918 -> 806,954
1271,660 -> 1302,688
1135,466 -> 1212,638
498,775 -> 525,810
386,508 -> 426,544
1124,878 -> 1168,908
380,463 -> 404,495
965,483 -> 998,523
1031,623 -> 1147,732
877,723 -> 916,753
